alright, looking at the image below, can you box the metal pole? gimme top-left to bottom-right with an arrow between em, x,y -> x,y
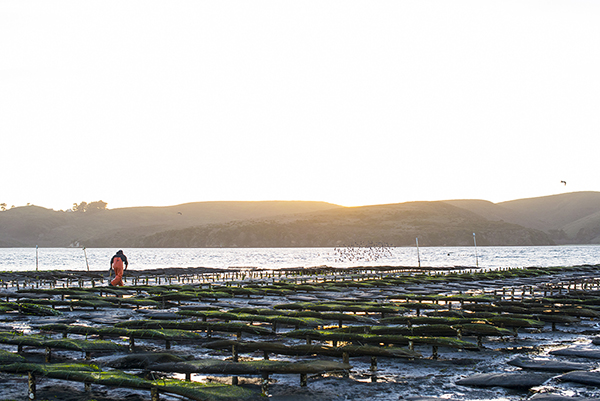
36,245 -> 39,271
415,238 -> 421,268
473,233 -> 478,268
83,247 -> 90,272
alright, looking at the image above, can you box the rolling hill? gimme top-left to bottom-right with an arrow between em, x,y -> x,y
126,201 -> 552,248
0,201 -> 341,247
1,192 -> 599,247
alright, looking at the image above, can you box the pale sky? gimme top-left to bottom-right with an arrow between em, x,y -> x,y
1,1 -> 599,211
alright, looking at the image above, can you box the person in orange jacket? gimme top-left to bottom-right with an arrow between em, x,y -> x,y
110,250 -> 128,286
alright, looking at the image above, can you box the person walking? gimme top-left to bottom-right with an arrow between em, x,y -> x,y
110,250 -> 129,286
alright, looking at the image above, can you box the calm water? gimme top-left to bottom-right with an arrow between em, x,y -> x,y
1,245 -> 600,272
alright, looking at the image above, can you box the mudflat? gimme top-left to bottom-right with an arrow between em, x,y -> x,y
1,265 -> 600,401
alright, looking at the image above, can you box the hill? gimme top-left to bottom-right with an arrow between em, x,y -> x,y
499,192 -> 600,244
126,201 -> 552,248
1,192 -> 600,247
0,201 -> 341,247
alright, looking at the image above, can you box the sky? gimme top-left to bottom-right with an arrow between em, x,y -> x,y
1,1 -> 599,211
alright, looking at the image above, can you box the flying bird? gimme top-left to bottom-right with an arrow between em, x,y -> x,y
560,180 -> 567,185
177,212 -> 182,215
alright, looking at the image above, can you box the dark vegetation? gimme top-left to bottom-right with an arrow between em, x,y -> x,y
2,192 -> 600,247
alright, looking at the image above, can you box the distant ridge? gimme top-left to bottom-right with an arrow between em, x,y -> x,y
499,192 -> 600,243
128,201 -> 551,248
0,201 -> 341,247
499,192 -> 600,230
1,192 -> 599,247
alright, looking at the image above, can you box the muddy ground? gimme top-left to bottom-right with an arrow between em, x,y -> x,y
1,266 -> 600,401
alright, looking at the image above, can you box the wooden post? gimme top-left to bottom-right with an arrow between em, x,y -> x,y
84,382 -> 91,392
370,356 -> 377,371
370,356 -> 377,382
432,345 -> 438,360
300,373 -> 308,387
232,344 -> 239,362
45,347 -> 51,363
261,372 -> 269,396
129,337 -> 135,352
28,371 -> 36,400
342,352 -> 349,378
151,387 -> 160,401
165,340 -> 171,350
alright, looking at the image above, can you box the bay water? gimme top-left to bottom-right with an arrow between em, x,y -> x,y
1,245 -> 600,272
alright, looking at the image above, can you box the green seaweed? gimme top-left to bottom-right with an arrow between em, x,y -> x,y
453,323 -> 513,337
0,362 -> 260,400
283,329 -> 478,350
0,348 -> 25,364
273,301 -> 406,314
18,303 -> 62,316
115,319 -> 273,335
204,339 -> 421,359
148,358 -> 351,375
0,332 -> 126,352
41,323 -> 207,341
225,307 -> 375,323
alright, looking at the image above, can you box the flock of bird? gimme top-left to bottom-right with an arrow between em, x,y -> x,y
330,242 -> 393,263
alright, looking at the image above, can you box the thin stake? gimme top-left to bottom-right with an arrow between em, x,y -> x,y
473,233 -> 479,268
83,247 -> 90,272
415,237 -> 421,268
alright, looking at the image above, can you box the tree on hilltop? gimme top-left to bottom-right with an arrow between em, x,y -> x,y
72,200 -> 108,213
88,200 -> 108,212
72,201 -> 88,212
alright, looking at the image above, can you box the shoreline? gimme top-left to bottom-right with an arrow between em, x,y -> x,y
0,263 -> 597,287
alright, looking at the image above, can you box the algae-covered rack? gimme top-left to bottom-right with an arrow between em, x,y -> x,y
40,323 -> 205,350
0,332 -> 126,362
147,358 -> 352,395
0,362 -> 260,401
